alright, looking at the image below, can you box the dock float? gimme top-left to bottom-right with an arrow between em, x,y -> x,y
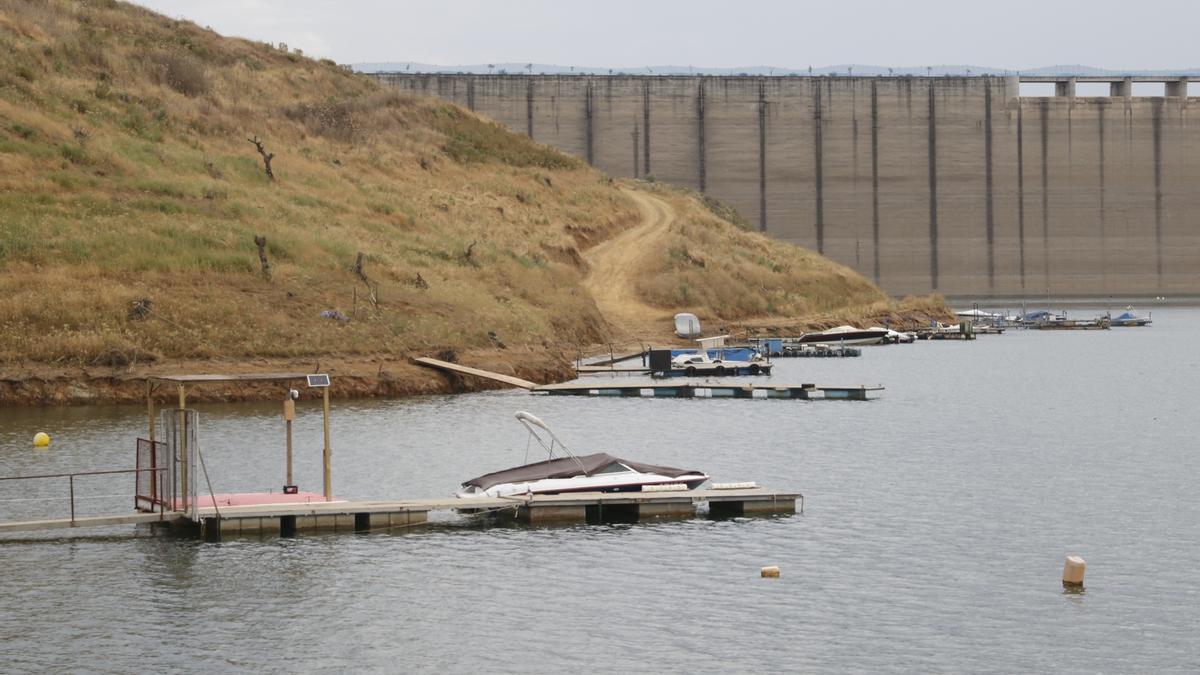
0,488 -> 800,540
535,380 -> 883,400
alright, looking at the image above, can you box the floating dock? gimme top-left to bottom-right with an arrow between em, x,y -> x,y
416,357 -> 881,400
0,487 -> 799,540
535,380 -> 882,400
0,371 -> 804,541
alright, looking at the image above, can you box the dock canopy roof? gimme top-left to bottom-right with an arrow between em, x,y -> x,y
146,373 -> 310,384
462,453 -> 702,491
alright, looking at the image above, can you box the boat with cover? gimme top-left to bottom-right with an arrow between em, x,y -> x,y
1111,308 -> 1152,327
456,412 -> 710,499
796,325 -> 890,346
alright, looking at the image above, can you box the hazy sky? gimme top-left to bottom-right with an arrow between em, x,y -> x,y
134,0 -> 1199,70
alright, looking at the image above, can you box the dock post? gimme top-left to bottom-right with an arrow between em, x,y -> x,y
177,383 -> 188,513
146,381 -> 156,502
283,395 -> 295,487
322,386 -> 332,500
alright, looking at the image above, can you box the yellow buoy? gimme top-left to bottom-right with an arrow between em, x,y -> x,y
761,565 -> 781,578
1062,555 -> 1086,587
33,432 -> 50,447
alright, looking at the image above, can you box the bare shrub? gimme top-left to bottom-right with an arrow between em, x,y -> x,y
150,50 -> 209,97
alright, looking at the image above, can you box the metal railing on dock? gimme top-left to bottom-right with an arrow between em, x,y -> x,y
0,467 -> 169,526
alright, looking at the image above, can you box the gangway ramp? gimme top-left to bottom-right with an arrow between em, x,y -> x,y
413,357 -> 539,389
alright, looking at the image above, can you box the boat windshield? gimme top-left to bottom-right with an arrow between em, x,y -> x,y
595,461 -> 633,474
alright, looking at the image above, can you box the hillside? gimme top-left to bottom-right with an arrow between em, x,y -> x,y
0,0 -> 947,404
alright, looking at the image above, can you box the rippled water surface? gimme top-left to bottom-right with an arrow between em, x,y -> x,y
3,310 -> 1200,672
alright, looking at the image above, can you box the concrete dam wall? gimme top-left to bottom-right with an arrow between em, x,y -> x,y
374,74 -> 1200,298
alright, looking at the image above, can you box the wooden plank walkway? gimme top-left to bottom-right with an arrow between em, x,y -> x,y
413,357 -> 539,389
0,511 -> 177,534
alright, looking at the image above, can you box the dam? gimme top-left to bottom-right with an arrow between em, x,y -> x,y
374,73 -> 1200,298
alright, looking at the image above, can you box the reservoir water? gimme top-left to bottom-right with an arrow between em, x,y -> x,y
3,309 -> 1199,672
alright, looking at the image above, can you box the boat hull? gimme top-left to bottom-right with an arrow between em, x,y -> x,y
797,329 -> 889,346
457,472 -> 710,499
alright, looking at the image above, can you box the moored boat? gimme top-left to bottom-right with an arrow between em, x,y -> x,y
796,325 -> 890,346
1110,308 -> 1152,327
456,412 -> 709,499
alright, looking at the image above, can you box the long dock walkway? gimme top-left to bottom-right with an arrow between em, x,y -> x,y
536,380 -> 883,400
0,511 -> 174,534
0,488 -> 799,540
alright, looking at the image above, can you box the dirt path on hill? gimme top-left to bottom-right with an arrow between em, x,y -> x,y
583,189 -> 676,341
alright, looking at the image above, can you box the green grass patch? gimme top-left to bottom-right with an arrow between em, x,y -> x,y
426,105 -> 579,169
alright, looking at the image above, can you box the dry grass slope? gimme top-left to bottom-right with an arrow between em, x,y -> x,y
0,0 -> 946,383
0,0 -> 637,367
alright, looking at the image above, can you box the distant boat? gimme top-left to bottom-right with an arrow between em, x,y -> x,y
1110,308 -> 1153,327
955,308 -> 1001,319
871,326 -> 916,344
456,412 -> 709,499
796,325 -> 890,346
1016,310 -> 1065,327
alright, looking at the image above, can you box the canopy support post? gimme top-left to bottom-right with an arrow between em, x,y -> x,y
322,386 -> 332,501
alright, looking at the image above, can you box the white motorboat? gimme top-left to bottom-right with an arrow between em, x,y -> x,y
871,326 -> 916,344
797,325 -> 890,346
456,412 -> 710,499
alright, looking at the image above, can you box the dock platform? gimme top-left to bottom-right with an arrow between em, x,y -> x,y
0,488 -> 800,540
535,379 -> 882,400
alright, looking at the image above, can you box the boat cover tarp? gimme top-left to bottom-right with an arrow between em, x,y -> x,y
1112,311 -> 1141,322
463,452 -> 700,491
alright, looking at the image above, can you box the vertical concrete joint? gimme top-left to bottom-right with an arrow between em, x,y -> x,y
758,78 -> 767,233
632,123 -> 639,178
642,80 -> 651,175
526,79 -> 534,138
1152,102 -> 1164,286
926,80 -> 939,290
1040,99 -> 1051,290
813,79 -> 825,252
1017,104 -> 1027,289
584,80 -> 594,165
984,79 -> 995,289
869,80 -> 881,284
697,78 -> 707,192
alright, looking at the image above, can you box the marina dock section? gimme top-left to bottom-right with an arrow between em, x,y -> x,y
415,357 -> 882,400
0,371 -> 802,542
0,487 -> 800,540
536,379 -> 883,400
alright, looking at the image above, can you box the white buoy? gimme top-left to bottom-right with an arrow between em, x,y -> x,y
1062,555 -> 1086,587
33,432 -> 50,448
761,565 -> 780,578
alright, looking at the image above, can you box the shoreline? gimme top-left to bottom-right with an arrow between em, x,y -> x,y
0,348 -> 576,407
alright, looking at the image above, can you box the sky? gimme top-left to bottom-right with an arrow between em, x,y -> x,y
133,0 -> 1200,71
